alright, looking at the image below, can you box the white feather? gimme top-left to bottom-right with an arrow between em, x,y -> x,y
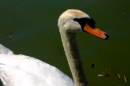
0,44 -> 74,86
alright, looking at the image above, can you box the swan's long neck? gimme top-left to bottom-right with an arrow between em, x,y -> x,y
59,27 -> 88,86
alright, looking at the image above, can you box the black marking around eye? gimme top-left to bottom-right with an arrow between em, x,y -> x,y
73,17 -> 96,30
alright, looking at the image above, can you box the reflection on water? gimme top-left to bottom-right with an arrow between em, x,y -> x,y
0,0 -> 130,86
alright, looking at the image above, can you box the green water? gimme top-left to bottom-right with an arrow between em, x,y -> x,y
0,0 -> 130,86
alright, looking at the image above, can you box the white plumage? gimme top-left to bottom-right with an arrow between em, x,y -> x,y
0,44 -> 74,86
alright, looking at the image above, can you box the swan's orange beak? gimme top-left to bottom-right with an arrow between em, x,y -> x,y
83,24 -> 108,40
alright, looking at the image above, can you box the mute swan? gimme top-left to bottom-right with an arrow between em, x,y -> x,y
0,9 -> 108,86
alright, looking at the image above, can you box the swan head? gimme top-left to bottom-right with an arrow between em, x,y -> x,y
58,9 -> 108,39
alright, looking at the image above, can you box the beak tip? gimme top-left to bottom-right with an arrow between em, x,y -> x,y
104,33 -> 109,40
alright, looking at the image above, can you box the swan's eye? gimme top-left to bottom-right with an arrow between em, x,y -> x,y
73,17 -> 96,29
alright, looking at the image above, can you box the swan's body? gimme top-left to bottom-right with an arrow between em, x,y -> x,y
0,44 -> 74,86
0,9 -> 108,86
